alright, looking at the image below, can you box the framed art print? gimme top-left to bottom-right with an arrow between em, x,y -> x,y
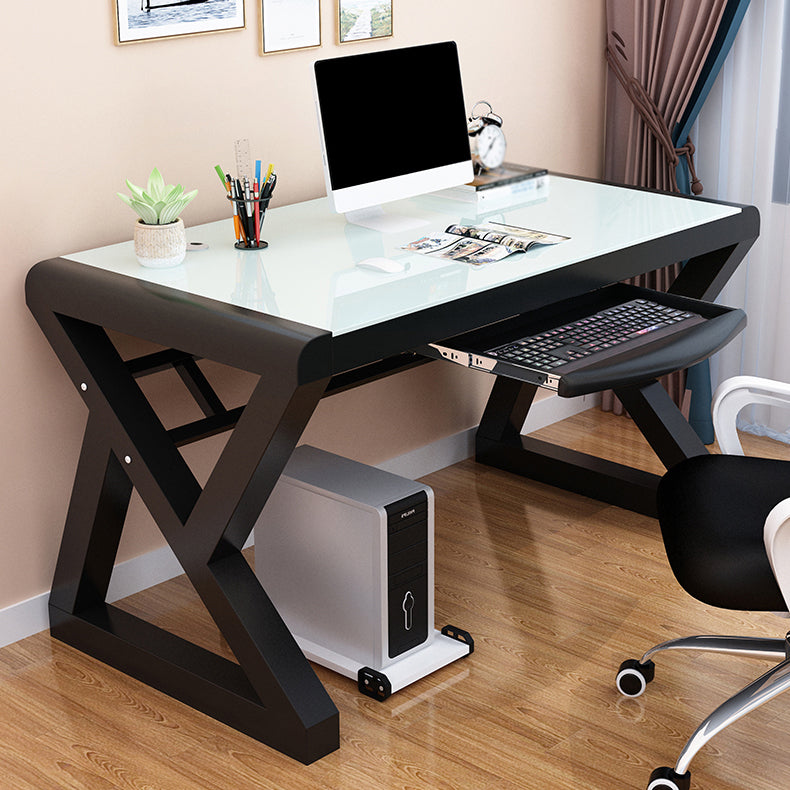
115,0 -> 245,44
338,0 -> 393,44
261,0 -> 321,54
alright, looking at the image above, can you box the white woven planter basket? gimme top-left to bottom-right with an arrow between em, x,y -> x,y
134,218 -> 186,268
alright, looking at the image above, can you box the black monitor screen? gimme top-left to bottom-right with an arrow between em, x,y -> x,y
314,42 -> 471,191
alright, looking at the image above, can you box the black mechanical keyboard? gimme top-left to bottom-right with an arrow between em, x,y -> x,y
485,298 -> 702,372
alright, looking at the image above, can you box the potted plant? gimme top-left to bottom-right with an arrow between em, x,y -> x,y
118,168 -> 198,268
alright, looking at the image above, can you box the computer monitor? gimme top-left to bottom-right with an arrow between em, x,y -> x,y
313,41 -> 474,232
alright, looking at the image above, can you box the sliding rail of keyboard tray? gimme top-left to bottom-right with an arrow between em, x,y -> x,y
419,283 -> 746,398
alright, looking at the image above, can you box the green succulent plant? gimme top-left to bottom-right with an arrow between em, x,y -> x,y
118,167 -> 197,225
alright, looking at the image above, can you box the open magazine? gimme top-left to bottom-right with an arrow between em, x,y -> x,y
402,221 -> 569,265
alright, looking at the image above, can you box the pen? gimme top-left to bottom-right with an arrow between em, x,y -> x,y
231,179 -> 248,245
227,175 -> 241,243
220,170 -> 241,240
262,163 -> 274,190
239,178 -> 254,242
235,178 -> 245,223
243,177 -> 253,226
262,171 -> 277,199
253,178 -> 260,247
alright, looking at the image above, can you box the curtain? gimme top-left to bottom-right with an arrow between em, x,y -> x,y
602,0 -> 748,438
695,0 -> 790,444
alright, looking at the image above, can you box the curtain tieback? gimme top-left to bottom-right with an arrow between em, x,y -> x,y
606,42 -> 703,195
675,140 -> 703,195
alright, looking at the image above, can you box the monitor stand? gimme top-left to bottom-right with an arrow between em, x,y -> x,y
345,206 -> 429,234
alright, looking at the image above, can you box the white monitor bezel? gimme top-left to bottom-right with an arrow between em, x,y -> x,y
313,43 -> 474,221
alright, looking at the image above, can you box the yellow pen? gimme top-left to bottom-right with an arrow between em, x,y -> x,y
262,163 -> 274,188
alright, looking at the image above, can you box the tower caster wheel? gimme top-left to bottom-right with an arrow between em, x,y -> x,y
616,657 -> 655,697
646,765 -> 690,790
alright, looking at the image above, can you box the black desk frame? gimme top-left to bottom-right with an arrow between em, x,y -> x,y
25,188 -> 759,764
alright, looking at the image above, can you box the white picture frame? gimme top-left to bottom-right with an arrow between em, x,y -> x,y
115,0 -> 245,45
261,0 -> 321,55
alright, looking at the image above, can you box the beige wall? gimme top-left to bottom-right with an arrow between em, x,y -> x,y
0,2 -> 606,610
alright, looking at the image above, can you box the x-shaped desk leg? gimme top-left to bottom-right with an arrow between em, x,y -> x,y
46,314 -> 338,764
476,376 -> 708,517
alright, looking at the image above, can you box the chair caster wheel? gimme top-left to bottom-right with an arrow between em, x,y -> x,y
647,765 -> 691,790
616,658 -> 655,697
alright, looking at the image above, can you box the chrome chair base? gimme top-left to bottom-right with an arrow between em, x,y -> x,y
616,633 -> 790,788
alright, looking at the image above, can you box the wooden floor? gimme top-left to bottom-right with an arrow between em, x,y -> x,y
4,410 -> 790,789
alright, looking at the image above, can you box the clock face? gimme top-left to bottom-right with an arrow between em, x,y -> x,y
476,123 -> 506,170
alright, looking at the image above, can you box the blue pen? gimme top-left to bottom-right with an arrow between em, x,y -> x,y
255,159 -> 262,184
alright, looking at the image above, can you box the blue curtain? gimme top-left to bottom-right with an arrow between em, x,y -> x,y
673,0 -> 752,444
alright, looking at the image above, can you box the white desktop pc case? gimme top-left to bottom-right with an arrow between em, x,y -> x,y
254,445 -> 471,699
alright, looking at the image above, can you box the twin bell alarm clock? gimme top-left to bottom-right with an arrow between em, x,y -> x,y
467,100 -> 506,172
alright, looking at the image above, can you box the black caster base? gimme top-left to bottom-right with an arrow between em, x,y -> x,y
616,657 -> 655,697
647,765 -> 690,790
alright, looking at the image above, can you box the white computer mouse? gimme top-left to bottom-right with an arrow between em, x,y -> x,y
355,257 -> 406,274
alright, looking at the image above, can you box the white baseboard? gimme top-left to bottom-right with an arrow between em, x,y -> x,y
379,391 -> 599,478
0,393 -> 597,648
0,543 -> 187,649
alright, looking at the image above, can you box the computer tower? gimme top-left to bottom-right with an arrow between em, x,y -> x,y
254,445 -> 471,698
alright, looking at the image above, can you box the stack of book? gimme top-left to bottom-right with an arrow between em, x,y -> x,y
436,163 -> 549,208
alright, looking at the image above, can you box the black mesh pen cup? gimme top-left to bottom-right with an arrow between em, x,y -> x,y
227,194 -> 270,250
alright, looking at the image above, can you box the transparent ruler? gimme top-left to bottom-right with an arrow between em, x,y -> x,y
234,138 -> 251,179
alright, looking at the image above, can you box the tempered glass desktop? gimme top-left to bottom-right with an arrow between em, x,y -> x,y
66,176 -> 740,337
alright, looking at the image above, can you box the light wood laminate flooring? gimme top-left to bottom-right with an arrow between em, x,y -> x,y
2,409 -> 790,789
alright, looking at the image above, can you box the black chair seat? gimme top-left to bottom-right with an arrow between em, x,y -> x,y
658,454 -> 787,612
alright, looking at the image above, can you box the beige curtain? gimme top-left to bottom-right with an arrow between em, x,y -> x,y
602,0 -> 729,414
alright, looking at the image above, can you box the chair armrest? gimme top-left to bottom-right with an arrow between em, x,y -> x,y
712,375 -> 790,455
765,497 -> 790,611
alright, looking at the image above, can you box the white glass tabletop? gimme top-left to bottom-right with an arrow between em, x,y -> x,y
65,177 -> 740,336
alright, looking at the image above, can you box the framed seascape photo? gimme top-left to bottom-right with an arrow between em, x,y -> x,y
261,0 -> 321,55
115,0 -> 245,45
338,0 -> 393,44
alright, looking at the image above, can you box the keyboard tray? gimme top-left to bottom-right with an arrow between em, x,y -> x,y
418,283 -> 746,398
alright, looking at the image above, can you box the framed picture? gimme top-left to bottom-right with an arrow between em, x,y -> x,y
338,0 -> 393,44
261,0 -> 321,55
115,0 -> 245,45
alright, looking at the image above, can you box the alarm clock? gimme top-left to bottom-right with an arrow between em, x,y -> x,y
468,101 -> 506,172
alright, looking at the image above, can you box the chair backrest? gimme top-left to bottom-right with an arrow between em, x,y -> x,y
712,375 -> 790,455
657,454 -> 788,612
709,375 -> 790,610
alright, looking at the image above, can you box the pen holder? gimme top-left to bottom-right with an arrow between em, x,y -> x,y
227,194 -> 270,250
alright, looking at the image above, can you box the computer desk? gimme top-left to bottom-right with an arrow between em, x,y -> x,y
25,176 -> 758,763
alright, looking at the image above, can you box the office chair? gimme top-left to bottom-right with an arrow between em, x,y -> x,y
615,376 -> 790,790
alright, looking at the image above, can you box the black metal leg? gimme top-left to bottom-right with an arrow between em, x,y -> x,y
43,314 -> 339,764
668,236 -> 755,302
477,376 -> 539,446
475,376 -> 710,517
49,415 -> 132,614
615,380 -> 708,469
